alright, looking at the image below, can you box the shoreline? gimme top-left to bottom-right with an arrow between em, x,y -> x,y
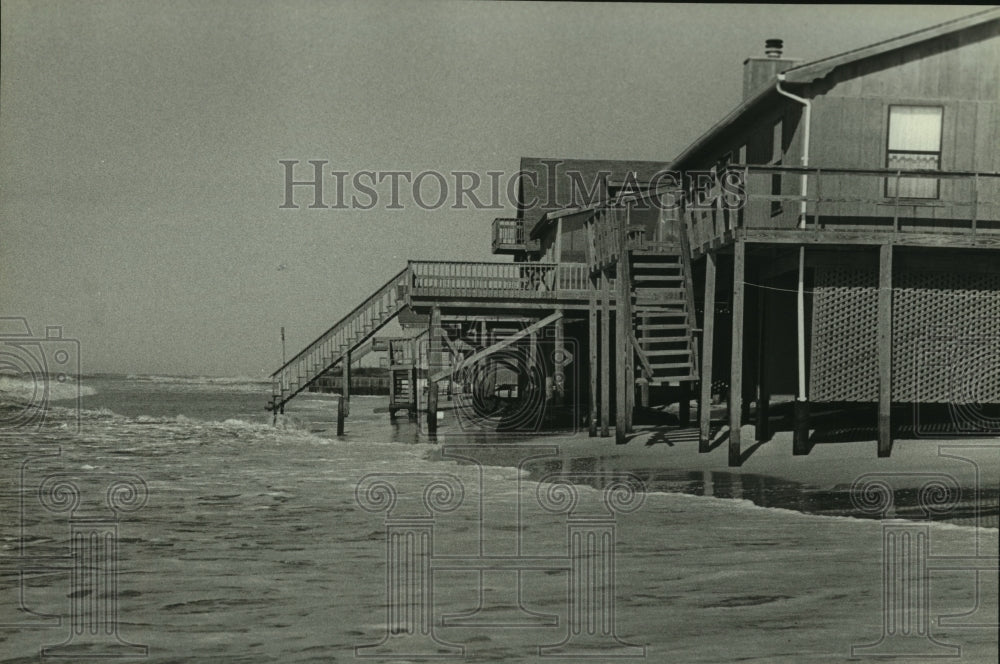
413,399 -> 1000,528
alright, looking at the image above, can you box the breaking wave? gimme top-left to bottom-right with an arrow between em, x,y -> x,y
0,374 -> 96,403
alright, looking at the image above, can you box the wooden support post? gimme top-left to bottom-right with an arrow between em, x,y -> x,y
878,244 -> 893,457
679,381 -> 690,428
615,262 -> 628,444
337,395 -> 345,435
427,381 -> 438,435
600,269 -> 611,437
699,251 -> 717,452
389,366 -> 397,418
622,228 -> 635,433
554,312 -> 565,406
342,351 -> 351,417
589,278 -> 598,437
755,275 -> 770,442
427,307 -> 441,434
729,241 -> 745,467
793,247 -> 811,455
410,338 -> 419,419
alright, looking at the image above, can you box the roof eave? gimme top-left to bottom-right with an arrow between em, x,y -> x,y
671,82 -> 786,171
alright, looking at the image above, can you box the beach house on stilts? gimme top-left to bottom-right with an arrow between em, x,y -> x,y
658,8 -> 1000,465
270,9 -> 1000,465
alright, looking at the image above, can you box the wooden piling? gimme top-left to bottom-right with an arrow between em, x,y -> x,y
337,395 -> 345,435
409,338 -> 419,419
589,278 -> 598,437
428,306 -> 441,434
699,251 -> 717,452
554,312 -> 565,406
615,262 -> 628,444
427,382 -> 438,435
729,241 -> 745,467
679,381 -> 690,428
342,350 -> 351,417
755,274 -> 770,442
600,269 -> 611,437
792,247 -> 811,454
878,243 -> 893,457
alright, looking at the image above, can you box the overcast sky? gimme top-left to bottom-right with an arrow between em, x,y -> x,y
1,2 -> 983,376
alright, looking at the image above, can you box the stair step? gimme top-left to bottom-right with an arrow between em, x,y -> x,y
634,310 -> 687,318
633,275 -> 683,282
636,323 -> 690,330
642,348 -> 691,356
634,291 -> 685,304
649,362 -> 694,370
632,256 -> 681,263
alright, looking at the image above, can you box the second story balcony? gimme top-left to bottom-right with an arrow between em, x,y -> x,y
492,217 -> 540,255
684,165 -> 1000,257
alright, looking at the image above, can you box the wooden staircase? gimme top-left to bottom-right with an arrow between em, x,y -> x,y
631,249 -> 699,386
269,267 -> 411,413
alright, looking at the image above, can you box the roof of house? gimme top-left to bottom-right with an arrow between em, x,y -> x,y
782,6 -> 1000,84
671,7 -> 1000,170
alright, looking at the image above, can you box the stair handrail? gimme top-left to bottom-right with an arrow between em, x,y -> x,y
676,219 -> 700,378
270,265 -> 411,377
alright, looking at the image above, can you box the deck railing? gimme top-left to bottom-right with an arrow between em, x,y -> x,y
590,204 -> 679,270
491,217 -> 540,253
684,165 -> 1000,253
409,260 -> 590,299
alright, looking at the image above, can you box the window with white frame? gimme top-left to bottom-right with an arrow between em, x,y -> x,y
886,105 -> 942,199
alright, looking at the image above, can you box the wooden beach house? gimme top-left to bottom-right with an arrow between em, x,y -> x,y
656,8 -> 1000,464
270,9 -> 1000,464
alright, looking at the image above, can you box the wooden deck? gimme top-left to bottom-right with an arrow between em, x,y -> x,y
685,165 -> 1000,257
408,260 -> 599,311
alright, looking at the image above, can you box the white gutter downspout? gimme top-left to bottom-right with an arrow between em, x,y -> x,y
774,73 -> 810,407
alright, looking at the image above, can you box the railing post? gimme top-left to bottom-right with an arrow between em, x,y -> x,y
814,168 -> 822,228
893,171 -> 901,232
972,172 -> 979,234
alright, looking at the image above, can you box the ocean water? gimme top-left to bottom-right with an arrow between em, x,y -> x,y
0,375 -> 996,663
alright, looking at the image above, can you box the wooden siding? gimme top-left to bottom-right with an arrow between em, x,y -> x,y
680,23 -> 1000,232
805,25 -> 1000,225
